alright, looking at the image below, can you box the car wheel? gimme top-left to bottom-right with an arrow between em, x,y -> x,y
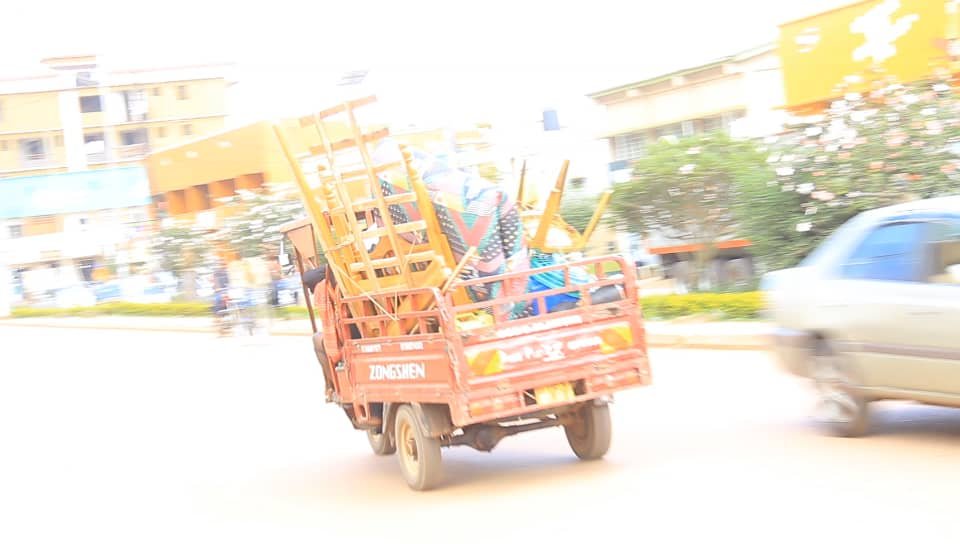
811,340 -> 869,437
564,401 -> 613,460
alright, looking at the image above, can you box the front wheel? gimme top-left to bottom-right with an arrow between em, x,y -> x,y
564,401 -> 612,460
367,429 -> 396,456
812,341 -> 869,437
395,405 -> 443,490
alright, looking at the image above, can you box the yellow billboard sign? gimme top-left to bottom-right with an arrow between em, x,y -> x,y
779,0 -> 955,110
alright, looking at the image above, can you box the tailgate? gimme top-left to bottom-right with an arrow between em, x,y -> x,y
450,256 -> 649,385
461,308 -> 647,386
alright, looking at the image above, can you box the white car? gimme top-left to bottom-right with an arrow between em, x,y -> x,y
763,196 -> 960,437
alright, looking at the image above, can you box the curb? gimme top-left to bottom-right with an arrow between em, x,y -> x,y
0,319 -> 772,350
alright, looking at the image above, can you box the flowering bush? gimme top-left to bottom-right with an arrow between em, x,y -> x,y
737,73 -> 960,272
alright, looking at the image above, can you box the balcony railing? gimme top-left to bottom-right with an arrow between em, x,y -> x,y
115,143 -> 150,160
20,154 -> 51,168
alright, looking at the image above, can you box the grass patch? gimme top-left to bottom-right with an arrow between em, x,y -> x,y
11,292 -> 764,321
639,291 -> 763,320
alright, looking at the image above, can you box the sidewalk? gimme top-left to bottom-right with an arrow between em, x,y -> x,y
0,315 -> 773,350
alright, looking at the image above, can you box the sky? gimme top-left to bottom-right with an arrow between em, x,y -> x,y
2,0 -> 849,128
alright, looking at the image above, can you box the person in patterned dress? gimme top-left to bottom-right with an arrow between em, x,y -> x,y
371,141 -> 529,308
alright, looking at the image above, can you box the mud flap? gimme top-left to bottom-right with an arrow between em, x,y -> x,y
382,402 -> 454,438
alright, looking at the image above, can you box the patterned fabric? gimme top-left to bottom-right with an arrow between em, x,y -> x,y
373,143 -> 529,304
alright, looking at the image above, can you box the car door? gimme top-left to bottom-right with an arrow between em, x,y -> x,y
821,217 -> 960,397
896,217 -> 960,398
817,220 -> 932,391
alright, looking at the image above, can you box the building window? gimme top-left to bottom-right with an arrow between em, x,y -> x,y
84,132 -> 106,162
702,116 -> 723,133
613,131 -> 646,161
152,87 -> 161,97
12,268 -> 25,295
75,71 -> 98,87
118,129 -> 149,159
79,95 -> 103,113
157,126 -> 167,138
19,138 -> 46,164
123,90 -> 148,122
182,124 -> 193,136
8,223 -> 22,239
120,128 -> 148,146
177,85 -> 189,100
721,110 -> 746,132
655,123 -> 682,140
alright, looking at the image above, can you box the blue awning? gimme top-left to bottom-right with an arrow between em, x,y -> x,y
0,166 -> 151,219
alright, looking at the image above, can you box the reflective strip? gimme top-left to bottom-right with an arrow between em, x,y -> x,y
599,324 -> 633,354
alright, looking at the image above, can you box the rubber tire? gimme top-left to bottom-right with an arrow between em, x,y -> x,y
367,429 -> 396,456
813,341 -> 870,438
564,402 -> 612,460
394,405 -> 443,491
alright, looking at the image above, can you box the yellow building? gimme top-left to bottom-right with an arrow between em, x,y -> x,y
145,116 -> 496,221
0,55 -> 232,178
779,0 -> 960,112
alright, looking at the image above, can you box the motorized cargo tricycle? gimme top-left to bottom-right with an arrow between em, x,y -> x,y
275,96 -> 651,490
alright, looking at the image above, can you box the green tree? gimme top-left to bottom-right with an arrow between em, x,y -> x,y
740,75 -> 960,272
151,185 -> 305,299
610,132 -> 768,289
151,225 -> 213,300
559,190 -> 600,232
210,186 -> 305,259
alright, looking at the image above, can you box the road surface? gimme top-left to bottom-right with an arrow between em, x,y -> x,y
1,326 -> 958,543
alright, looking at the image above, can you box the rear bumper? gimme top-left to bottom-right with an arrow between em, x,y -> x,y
455,350 -> 651,426
772,327 -> 812,377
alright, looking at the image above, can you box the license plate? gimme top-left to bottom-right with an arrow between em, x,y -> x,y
534,382 -> 575,405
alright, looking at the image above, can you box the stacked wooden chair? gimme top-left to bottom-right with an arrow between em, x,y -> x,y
515,160 -> 613,254
273,96 -> 470,337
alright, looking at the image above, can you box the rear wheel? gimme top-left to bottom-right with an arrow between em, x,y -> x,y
395,405 -> 443,490
564,401 -> 612,460
367,429 -> 396,455
812,341 -> 869,437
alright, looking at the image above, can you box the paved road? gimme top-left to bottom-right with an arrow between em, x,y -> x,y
1,327 -> 958,543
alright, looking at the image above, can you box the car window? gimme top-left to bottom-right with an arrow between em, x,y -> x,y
839,222 -> 927,282
926,218 -> 960,285
799,211 -> 874,268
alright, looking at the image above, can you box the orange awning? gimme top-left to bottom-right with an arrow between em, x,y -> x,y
648,239 -> 752,255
